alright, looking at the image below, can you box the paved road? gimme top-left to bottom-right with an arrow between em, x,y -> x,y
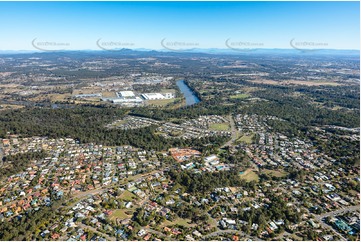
1,165 -> 168,215
67,167 -> 169,206
70,186 -> 109,200
314,205 -> 359,220
202,229 -> 238,239
202,229 -> 254,240
314,205 -> 360,241
0,158 -> 56,212
144,227 -> 169,239
274,231 -> 292,240
219,115 -> 260,172
202,205 -> 360,241
319,221 -> 347,241
221,114 -> 237,148
78,224 -> 117,241
0,142 -> 3,167
0,190 -> 44,211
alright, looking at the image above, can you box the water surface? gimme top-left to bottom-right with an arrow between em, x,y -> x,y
176,80 -> 200,106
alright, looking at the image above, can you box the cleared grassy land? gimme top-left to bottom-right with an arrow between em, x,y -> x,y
236,133 -> 254,144
209,123 -> 230,131
161,88 -> 176,93
262,169 -> 288,178
102,91 -> 116,98
109,209 -> 133,220
230,93 -> 250,99
162,218 -> 196,228
148,98 -> 176,106
111,119 -> 127,126
240,169 -> 259,182
28,93 -> 71,103
47,93 -> 72,102
285,80 -> 342,86
250,79 -> 342,86
171,98 -> 186,109
154,131 -> 168,136
119,190 -> 136,201
0,104 -> 25,110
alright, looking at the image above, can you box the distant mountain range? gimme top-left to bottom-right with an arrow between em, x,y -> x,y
0,48 -> 359,56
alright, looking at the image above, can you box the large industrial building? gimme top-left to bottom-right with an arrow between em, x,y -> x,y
102,90 -> 174,105
117,91 -> 136,98
141,93 -> 175,100
105,90 -> 144,104
112,97 -> 143,103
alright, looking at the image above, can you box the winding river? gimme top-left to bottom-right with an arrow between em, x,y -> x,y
176,80 -> 201,106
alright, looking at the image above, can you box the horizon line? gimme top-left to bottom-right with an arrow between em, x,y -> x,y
0,48 -> 360,52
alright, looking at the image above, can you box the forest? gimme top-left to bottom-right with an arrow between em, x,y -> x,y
167,169 -> 248,194
1,150 -> 47,180
0,106 -> 228,151
0,199 -> 64,241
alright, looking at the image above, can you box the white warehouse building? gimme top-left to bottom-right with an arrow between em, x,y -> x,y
141,93 -> 175,100
117,91 -> 135,98
112,97 -> 143,103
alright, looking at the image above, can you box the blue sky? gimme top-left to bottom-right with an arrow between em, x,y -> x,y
0,1 -> 359,50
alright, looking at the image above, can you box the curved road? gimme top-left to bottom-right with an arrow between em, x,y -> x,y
79,224 -> 117,241
221,114 -> 237,148
0,142 -> 3,167
202,229 -> 255,240
314,205 -> 360,241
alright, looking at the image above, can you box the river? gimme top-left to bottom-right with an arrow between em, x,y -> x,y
0,143 -> 3,167
176,80 -> 201,106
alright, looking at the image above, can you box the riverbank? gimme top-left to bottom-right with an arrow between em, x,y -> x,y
176,80 -> 200,106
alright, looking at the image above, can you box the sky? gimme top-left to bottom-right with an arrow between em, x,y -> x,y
0,1 -> 359,51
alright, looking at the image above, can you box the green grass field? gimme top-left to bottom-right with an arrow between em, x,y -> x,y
162,218 -> 196,228
148,98 -> 177,106
230,93 -> 250,99
237,133 -> 254,144
262,169 -> 288,178
119,190 -> 136,201
240,169 -> 259,182
109,209 -> 133,220
111,119 -> 126,126
209,122 -> 230,131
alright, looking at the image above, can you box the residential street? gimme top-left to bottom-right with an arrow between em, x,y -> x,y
221,114 -> 237,148
314,205 -> 360,220
202,229 -> 255,240
314,205 -> 360,241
